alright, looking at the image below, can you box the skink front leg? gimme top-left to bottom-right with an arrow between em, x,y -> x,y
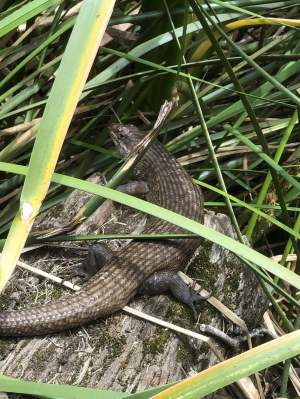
75,244 -> 114,279
78,180 -> 149,279
84,244 -> 114,276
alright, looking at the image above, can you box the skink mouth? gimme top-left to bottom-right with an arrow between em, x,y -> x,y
109,124 -> 144,157
109,124 -> 129,144
109,123 -> 121,141
109,124 -> 133,156
109,123 -> 122,133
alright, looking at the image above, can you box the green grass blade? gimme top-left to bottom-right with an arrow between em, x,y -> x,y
83,14 -> 240,97
205,9 -> 300,107
1,161 -> 300,291
246,110 -> 298,238
225,124 -> 300,193
0,374 -> 127,399
0,0 -> 62,38
0,373 -> 173,399
0,18 -> 75,91
194,179 -> 300,240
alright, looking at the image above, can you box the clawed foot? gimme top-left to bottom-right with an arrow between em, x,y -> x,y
76,244 -> 114,279
139,271 -> 210,319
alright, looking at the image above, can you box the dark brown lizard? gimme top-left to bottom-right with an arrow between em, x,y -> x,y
0,124 -> 204,336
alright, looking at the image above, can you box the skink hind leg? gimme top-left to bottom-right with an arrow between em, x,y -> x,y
139,271 -> 209,319
80,247 -> 209,320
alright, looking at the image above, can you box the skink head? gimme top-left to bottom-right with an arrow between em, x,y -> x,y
109,124 -> 143,157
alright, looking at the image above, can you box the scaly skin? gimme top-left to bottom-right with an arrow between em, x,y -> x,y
0,124 -> 204,336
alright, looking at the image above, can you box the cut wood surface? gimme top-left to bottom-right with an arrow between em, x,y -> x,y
0,178 -> 268,395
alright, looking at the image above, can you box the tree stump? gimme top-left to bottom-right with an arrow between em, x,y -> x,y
0,179 -> 268,396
